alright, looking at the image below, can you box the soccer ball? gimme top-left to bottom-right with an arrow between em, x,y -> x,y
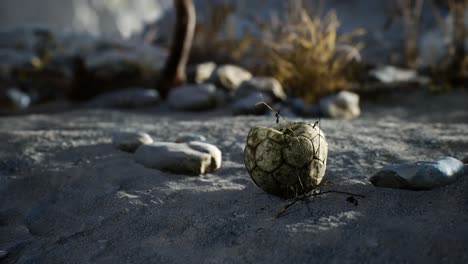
244,122 -> 328,199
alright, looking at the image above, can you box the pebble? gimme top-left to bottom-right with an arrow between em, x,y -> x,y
231,92 -> 273,115
175,133 -> 207,143
319,91 -> 360,119
370,157 -> 466,190
134,142 -> 222,175
236,77 -> 287,101
187,62 -> 216,84
369,66 -> 418,83
85,88 -> 160,108
210,64 -> 252,92
0,88 -> 31,112
167,84 -> 219,111
112,131 -> 154,153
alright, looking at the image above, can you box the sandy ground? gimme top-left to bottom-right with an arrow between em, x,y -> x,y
1,91 -> 467,264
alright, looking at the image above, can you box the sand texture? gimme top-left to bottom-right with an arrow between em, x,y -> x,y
1,92 -> 467,263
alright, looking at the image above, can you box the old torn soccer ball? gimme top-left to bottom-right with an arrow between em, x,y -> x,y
244,122 -> 328,199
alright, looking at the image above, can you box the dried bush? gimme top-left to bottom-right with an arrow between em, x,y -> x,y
252,3 -> 365,103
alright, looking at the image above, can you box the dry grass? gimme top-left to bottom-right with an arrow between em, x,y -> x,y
251,3 -> 365,103
189,1 -> 365,102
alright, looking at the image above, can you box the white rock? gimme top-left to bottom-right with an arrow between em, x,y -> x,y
187,62 -> 217,84
187,141 -> 222,171
231,92 -> 273,115
319,91 -> 360,119
369,66 -> 418,83
370,157 -> 466,190
0,88 -> 31,112
175,133 -> 207,143
85,88 -> 160,108
112,131 -> 154,153
167,84 -> 219,111
211,64 -> 252,92
134,142 -> 219,175
236,77 -> 287,101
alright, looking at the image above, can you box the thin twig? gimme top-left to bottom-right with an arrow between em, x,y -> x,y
274,189 -> 366,219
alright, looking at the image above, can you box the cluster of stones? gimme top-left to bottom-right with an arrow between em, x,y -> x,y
244,122 -> 328,199
0,27 -> 362,120
112,131 -> 221,176
0,27 -> 166,111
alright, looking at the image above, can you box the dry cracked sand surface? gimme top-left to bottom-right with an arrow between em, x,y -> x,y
1,91 -> 467,263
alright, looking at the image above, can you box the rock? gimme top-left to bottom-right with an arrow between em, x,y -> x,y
369,66 -> 418,83
236,77 -> 287,101
175,133 -> 207,143
0,88 -> 31,112
319,91 -> 360,119
187,62 -> 216,84
167,84 -> 219,111
85,88 -> 160,108
112,131 -> 154,153
288,97 -> 320,117
244,122 -> 328,199
370,157 -> 466,190
134,142 -> 221,175
210,64 -> 252,92
231,92 -> 273,115
187,141 -> 222,172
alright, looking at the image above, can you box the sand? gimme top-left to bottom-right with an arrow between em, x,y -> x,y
1,91 -> 467,263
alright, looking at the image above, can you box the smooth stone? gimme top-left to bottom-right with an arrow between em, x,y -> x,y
187,141 -> 222,172
369,66 -> 418,83
85,88 -> 160,108
187,62 -> 216,84
134,142 -> 214,175
167,84 -> 219,111
175,133 -> 207,143
211,64 -> 252,92
236,77 -> 287,101
112,131 -> 154,153
319,91 -> 360,119
0,88 -> 31,112
370,157 -> 466,190
231,92 -> 273,115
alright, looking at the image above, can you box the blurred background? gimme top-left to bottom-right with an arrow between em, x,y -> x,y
0,0 -> 466,114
